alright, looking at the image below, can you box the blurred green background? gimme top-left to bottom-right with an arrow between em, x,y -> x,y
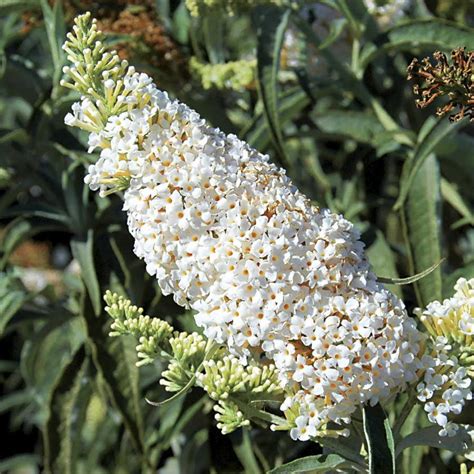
0,0 -> 473,472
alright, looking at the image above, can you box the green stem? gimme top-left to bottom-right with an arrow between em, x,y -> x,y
399,206 -> 423,308
393,389 -> 418,441
232,428 -> 262,474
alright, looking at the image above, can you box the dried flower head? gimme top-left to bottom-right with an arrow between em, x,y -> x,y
407,48 -> 474,122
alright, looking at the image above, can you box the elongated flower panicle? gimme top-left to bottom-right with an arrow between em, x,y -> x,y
415,278 -> 474,436
64,14 -> 427,440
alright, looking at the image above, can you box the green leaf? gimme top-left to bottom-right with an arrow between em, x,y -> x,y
253,5 -> 291,163
396,425 -> 473,456
231,429 -> 262,474
378,260 -> 444,286
441,178 -> 474,227
312,109 -> 406,151
0,218 -> 32,269
394,118 -> 462,210
20,317 -> 84,419
404,154 -> 443,307
40,0 -> 65,83
362,404 -> 396,474
0,389 -> 32,414
360,19 -> 474,69
202,11 -> 224,64
269,454 -> 350,473
313,110 -> 384,145
44,345 -> 87,474
0,128 -> 29,145
367,230 -> 401,298
81,292 -> 146,458
0,454 -> 39,472
244,88 -> 309,151
0,0 -> 38,13
319,18 -> 348,50
71,229 -> 102,316
436,133 -> 474,200
0,272 -> 30,335
172,1 -> 190,44
61,164 -> 89,234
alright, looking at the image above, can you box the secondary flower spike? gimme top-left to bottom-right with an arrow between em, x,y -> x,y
415,278 -> 474,437
62,13 -> 427,439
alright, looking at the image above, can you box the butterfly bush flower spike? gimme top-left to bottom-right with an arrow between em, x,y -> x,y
62,13 -> 466,442
415,278 -> 474,436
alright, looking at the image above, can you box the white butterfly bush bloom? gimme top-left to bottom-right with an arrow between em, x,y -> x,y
63,13 -> 429,440
415,278 -> 474,436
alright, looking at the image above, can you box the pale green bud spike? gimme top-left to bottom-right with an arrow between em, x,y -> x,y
197,356 -> 283,402
103,290 -> 173,365
214,400 -> 250,434
159,332 -> 211,392
189,57 -> 256,91
61,13 -> 131,122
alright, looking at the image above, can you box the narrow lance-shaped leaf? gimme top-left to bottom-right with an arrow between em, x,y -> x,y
71,229 -> 102,316
0,273 -> 30,335
360,19 -> 474,69
231,429 -> 262,474
80,291 -> 146,459
269,454 -> 351,473
244,88 -> 309,151
362,404 -> 396,474
253,5 -> 291,164
367,230 -> 401,297
40,0 -> 65,85
44,345 -> 87,474
404,154 -> 443,307
397,425 -> 473,456
378,260 -> 443,286
394,117 -> 462,210
440,178 -> 474,227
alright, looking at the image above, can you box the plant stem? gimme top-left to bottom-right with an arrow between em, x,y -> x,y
393,389 -> 418,440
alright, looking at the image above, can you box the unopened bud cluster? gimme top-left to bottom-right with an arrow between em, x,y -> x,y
198,356 -> 282,400
190,57 -> 256,91
160,332 -> 211,392
104,290 -> 173,365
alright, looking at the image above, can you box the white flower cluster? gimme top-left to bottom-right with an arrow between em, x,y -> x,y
63,15 -> 427,440
363,0 -> 411,26
415,278 -> 474,437
417,339 -> 472,437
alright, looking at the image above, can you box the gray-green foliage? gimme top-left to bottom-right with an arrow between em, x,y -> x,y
0,0 -> 473,472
